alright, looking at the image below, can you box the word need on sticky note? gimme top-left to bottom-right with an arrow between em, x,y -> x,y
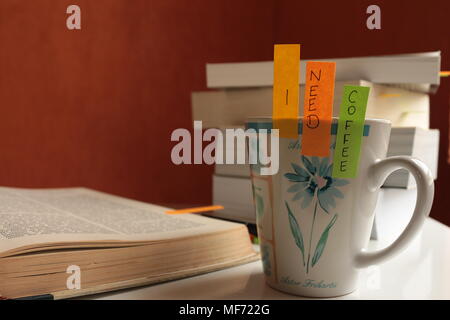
273,44 -> 300,139
301,61 -> 336,157
332,86 -> 370,178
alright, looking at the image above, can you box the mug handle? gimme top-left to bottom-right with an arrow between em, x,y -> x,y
354,156 -> 435,268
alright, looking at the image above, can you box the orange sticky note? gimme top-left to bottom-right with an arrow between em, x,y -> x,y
273,44 -> 300,139
301,61 -> 336,157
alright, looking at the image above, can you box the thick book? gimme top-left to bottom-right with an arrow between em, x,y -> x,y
211,175 -> 255,224
192,80 -> 430,129
0,187 -> 258,299
206,51 -> 441,92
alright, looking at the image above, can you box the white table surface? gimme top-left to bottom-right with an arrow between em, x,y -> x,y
89,217 -> 450,300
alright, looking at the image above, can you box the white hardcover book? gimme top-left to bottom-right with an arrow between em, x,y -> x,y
384,128 -> 439,188
192,80 -> 430,129
206,52 -> 441,91
210,175 -> 255,224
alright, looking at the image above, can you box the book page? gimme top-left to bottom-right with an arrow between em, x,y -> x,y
0,187 -> 243,257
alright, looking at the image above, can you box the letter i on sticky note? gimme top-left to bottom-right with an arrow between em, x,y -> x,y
301,62 -> 336,157
332,86 -> 370,178
272,44 -> 300,139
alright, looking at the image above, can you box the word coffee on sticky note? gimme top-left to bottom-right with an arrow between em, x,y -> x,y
301,61 -> 336,157
332,86 -> 370,178
273,44 -> 300,139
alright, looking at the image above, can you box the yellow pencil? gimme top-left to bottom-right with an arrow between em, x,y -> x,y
379,93 -> 401,98
165,205 -> 224,215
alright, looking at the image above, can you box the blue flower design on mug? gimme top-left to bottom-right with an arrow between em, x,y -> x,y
261,244 -> 272,276
284,156 -> 349,273
285,156 -> 349,213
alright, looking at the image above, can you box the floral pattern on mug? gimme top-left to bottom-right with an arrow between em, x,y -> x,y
284,156 -> 349,273
285,156 -> 349,213
261,243 -> 272,276
252,185 -> 265,218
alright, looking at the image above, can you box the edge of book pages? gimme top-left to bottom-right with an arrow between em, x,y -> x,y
55,252 -> 259,299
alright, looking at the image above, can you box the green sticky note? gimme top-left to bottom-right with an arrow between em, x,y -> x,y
332,85 -> 370,178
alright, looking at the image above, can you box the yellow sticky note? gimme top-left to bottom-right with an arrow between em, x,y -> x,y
301,61 -> 336,157
273,44 -> 300,139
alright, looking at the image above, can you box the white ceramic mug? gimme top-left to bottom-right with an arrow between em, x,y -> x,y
246,117 -> 434,297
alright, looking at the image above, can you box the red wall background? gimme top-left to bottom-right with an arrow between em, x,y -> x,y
0,0 -> 273,203
0,1 -> 449,225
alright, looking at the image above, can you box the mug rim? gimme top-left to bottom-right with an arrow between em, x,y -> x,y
245,117 -> 391,125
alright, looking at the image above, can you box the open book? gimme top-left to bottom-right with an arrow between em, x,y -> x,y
0,187 -> 258,299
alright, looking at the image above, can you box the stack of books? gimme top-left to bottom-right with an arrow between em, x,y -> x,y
191,52 -> 441,238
